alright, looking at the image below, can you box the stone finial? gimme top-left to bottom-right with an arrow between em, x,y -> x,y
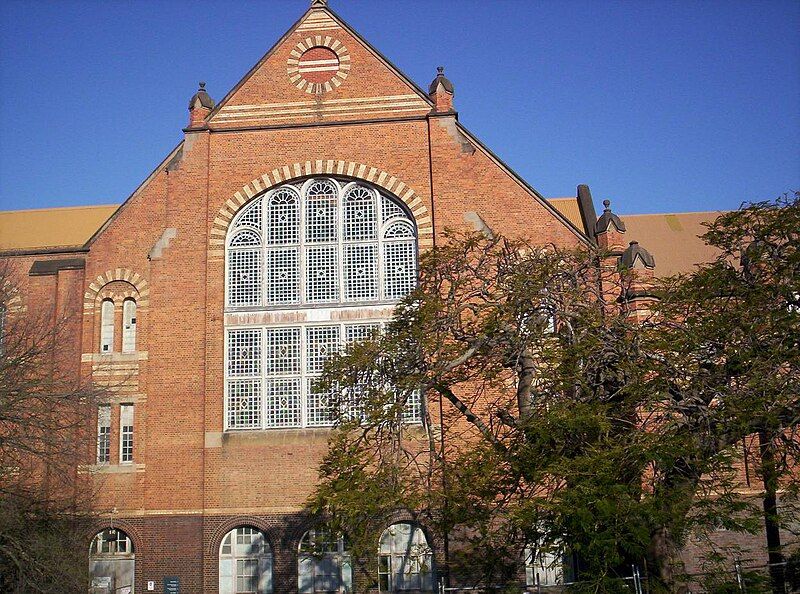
310,0 -> 328,7
429,66 -> 455,113
188,82 -> 215,128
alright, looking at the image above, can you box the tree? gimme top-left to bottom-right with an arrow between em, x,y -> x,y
0,261 -> 102,593
309,193 -> 799,592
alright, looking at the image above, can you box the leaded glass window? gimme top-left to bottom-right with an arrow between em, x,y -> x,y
224,178 -> 420,430
226,178 -> 417,308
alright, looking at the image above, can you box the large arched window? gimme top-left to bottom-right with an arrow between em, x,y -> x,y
219,526 -> 273,594
298,528 -> 352,593
224,178 -> 420,430
378,523 -> 434,592
89,529 -> 135,594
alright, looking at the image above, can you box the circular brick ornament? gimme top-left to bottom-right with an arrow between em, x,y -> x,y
298,47 -> 339,84
287,36 -> 350,94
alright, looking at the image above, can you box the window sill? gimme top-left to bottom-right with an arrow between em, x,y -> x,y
82,463 -> 145,474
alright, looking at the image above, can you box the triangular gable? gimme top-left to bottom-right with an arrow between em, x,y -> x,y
208,4 -> 433,128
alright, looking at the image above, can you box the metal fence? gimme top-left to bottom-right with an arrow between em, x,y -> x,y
437,560 -> 800,593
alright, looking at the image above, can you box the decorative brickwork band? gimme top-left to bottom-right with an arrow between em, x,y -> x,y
84,268 -> 150,312
209,161 -> 434,258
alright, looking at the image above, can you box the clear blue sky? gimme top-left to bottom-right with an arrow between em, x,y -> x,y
0,0 -> 797,215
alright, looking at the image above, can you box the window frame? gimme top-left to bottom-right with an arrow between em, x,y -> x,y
224,178 -> 420,432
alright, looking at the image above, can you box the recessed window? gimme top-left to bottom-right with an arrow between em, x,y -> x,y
121,299 -> 137,353
219,527 -> 272,594
89,529 -> 135,593
298,528 -> 352,593
100,299 -> 115,353
524,542 -> 576,587
378,523 -> 434,592
97,405 -> 111,464
119,404 -> 134,464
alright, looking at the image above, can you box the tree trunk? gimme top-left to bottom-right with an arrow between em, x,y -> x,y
758,431 -> 785,594
648,526 -> 677,589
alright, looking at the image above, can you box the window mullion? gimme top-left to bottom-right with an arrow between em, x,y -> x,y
300,325 -> 307,428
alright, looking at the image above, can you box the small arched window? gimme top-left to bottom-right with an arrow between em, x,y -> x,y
219,526 -> 273,594
121,299 -> 137,353
524,542 -> 576,587
378,523 -> 434,592
298,529 -> 352,593
100,300 -> 115,353
89,529 -> 134,594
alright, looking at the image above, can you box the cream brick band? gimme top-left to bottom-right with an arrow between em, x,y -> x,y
84,268 -> 150,312
209,161 -> 434,259
287,36 -> 350,94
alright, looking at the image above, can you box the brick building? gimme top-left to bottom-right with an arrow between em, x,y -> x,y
0,1 -> 773,593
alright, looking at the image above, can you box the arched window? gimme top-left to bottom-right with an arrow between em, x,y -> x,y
524,542 -> 576,587
89,529 -> 135,594
121,299 -> 137,353
298,528 -> 352,593
224,179 -> 420,430
378,523 -> 434,592
100,299 -> 115,353
219,526 -> 273,594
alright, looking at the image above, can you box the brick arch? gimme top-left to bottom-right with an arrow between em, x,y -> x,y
84,269 -> 149,312
85,518 -> 143,554
206,516 -> 278,558
208,161 -> 434,259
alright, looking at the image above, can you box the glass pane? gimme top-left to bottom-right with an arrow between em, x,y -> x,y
305,180 -> 338,243
264,328 -> 301,376
264,378 -> 302,428
343,244 -> 378,301
267,189 -> 299,245
228,249 -> 262,307
343,185 -> 377,241
235,198 -> 262,231
306,245 -> 339,302
227,380 -> 262,429
382,241 -> 416,300
266,248 -> 299,305
228,329 -> 262,377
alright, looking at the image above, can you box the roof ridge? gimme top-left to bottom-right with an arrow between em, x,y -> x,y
0,203 -> 119,215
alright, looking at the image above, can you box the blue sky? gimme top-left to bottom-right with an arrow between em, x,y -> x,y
0,0 -> 797,215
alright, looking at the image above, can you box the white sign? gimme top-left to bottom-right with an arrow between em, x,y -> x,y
147,581 -> 155,591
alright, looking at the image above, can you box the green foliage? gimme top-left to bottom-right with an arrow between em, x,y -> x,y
309,194 -> 800,592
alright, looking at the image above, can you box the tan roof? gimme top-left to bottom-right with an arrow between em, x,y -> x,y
0,204 -> 119,252
547,197 -> 584,230
622,211 -> 725,276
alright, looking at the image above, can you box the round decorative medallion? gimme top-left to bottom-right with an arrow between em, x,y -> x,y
287,36 -> 350,94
